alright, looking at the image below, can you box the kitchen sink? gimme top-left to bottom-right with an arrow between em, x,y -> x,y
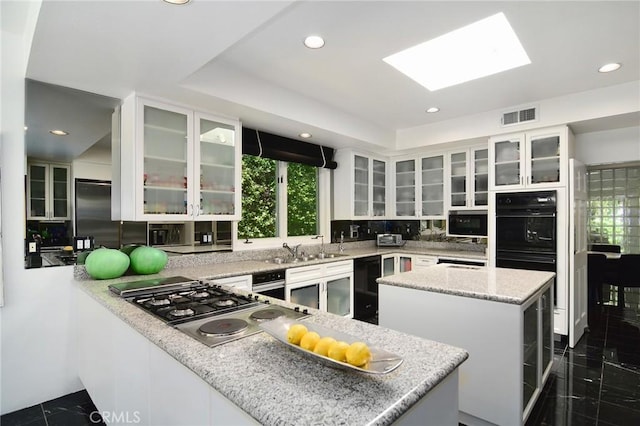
264,252 -> 349,264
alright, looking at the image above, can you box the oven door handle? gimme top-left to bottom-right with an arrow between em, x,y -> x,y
252,280 -> 285,292
496,213 -> 556,218
497,256 -> 556,265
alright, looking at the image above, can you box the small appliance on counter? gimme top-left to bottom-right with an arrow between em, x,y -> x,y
109,276 -> 310,347
376,233 -> 405,247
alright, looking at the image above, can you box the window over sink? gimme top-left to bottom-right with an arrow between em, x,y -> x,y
237,155 -> 324,242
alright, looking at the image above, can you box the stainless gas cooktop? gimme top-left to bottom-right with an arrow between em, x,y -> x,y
109,276 -> 310,347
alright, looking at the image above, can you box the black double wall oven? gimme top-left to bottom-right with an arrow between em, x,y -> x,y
495,191 -> 557,304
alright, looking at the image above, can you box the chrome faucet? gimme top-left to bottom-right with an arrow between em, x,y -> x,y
339,232 -> 345,253
283,242 -> 301,259
313,235 -> 325,254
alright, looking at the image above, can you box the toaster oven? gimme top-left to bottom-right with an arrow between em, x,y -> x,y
376,233 -> 405,247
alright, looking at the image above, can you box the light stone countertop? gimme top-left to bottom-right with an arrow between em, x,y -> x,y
76,267 -> 469,425
74,243 -> 487,281
377,264 -> 555,305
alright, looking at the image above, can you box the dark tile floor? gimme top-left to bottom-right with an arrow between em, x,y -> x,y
526,286 -> 640,426
0,390 -> 104,426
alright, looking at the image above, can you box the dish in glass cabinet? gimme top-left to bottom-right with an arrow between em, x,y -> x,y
260,317 -> 403,374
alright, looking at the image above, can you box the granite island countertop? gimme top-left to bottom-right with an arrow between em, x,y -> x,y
377,264 -> 555,305
76,273 -> 469,425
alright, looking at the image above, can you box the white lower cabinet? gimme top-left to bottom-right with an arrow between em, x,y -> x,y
285,260 -> 354,318
77,289 -> 257,425
413,255 -> 438,272
380,253 -> 438,275
379,279 -> 553,426
208,274 -> 252,291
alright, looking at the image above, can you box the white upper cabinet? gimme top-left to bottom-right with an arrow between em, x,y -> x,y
448,146 -> 488,210
394,158 -> 417,217
392,153 -> 448,219
420,154 -> 447,218
489,125 -> 573,190
333,150 -> 387,219
27,162 -> 71,220
114,95 -> 241,221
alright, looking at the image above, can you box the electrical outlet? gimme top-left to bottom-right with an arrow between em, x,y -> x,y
28,242 -> 37,253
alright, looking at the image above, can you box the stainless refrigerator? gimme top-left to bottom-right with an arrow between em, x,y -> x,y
75,179 -> 147,248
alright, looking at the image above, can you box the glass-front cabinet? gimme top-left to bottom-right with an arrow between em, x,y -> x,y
522,285 -> 554,421
381,255 -> 395,277
196,114 -> 238,216
421,155 -> 445,217
285,261 -> 354,318
288,281 -> 321,310
326,275 -> 352,317
394,159 -> 416,217
116,95 -> 241,221
522,300 -> 538,410
333,151 -> 387,219
489,125 -> 572,191
27,162 -> 70,220
447,146 -> 488,210
142,105 -> 190,216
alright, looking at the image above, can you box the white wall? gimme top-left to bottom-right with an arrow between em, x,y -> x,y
72,143 -> 112,181
397,81 -> 640,150
1,0 -> 83,415
574,126 -> 640,166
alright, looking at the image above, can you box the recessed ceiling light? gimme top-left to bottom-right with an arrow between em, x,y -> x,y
49,129 -> 69,136
598,63 -> 621,73
299,132 -> 312,139
304,35 -> 325,49
163,0 -> 191,5
383,12 -> 531,91
426,107 -> 440,113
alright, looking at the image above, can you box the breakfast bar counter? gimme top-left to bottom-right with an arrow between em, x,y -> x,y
378,264 -> 555,426
75,269 -> 468,425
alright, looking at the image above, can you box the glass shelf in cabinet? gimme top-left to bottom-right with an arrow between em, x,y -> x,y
145,154 -> 187,163
143,184 -> 186,191
200,162 -> 235,169
144,122 -> 187,136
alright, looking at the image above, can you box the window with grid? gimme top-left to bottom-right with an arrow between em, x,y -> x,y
588,164 -> 640,253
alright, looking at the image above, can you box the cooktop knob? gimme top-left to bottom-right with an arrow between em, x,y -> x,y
302,308 -> 308,314
294,306 -> 300,312
247,293 -> 253,299
265,299 -> 270,304
254,295 -> 259,300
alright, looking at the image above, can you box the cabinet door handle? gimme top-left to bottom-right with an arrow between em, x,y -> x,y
521,176 -> 524,185
195,204 -> 200,217
188,204 -> 193,217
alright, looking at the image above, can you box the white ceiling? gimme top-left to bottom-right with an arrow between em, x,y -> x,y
25,0 -> 640,160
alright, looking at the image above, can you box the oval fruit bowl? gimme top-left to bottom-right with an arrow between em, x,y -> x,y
260,317 -> 403,374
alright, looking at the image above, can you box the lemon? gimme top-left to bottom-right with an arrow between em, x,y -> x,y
300,331 -> 321,351
313,336 -> 337,357
346,342 -> 371,367
327,340 -> 350,362
286,324 -> 308,345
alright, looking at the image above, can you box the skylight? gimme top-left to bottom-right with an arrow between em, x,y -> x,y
383,12 -> 531,91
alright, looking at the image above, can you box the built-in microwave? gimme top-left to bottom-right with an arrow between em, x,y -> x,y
447,211 -> 488,237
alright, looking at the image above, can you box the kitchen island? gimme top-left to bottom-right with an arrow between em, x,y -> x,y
75,266 -> 468,426
378,264 -> 555,426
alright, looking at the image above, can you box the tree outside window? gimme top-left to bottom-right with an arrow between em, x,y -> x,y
237,156 -> 319,240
